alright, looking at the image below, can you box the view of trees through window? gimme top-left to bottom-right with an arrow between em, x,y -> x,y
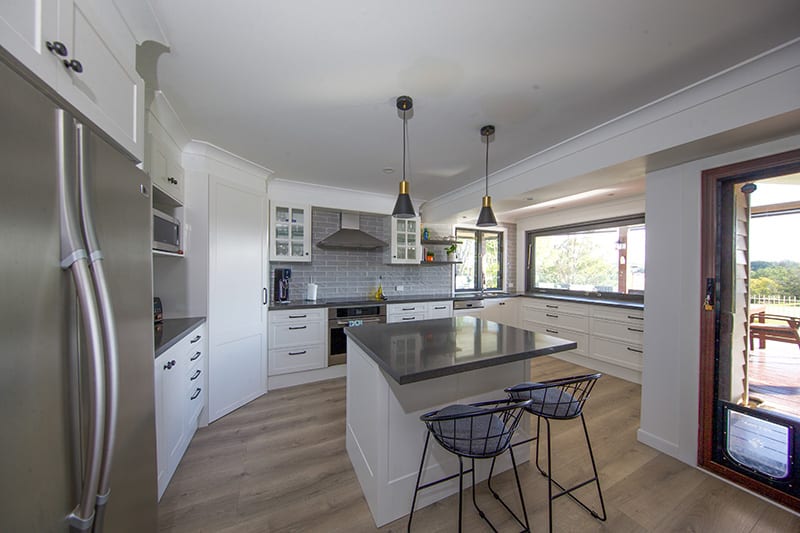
527,216 -> 645,297
454,228 -> 503,292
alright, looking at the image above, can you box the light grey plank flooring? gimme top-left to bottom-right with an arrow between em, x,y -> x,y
158,357 -> 800,532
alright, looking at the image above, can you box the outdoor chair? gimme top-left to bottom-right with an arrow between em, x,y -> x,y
749,312 -> 800,350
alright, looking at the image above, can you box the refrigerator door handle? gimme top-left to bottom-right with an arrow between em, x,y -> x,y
76,123 -> 118,533
58,110 -> 106,532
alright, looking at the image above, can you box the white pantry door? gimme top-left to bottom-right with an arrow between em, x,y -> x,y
208,175 -> 268,422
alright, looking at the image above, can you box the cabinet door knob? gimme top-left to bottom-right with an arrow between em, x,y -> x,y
46,40 -> 68,57
63,58 -> 83,73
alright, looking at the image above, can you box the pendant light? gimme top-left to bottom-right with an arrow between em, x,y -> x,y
476,125 -> 497,227
392,95 -> 416,218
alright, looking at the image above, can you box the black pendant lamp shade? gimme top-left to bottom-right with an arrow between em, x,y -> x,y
476,125 -> 497,227
392,95 -> 416,218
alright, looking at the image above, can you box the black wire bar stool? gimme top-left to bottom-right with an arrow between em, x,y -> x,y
488,373 -> 607,533
408,398 -> 533,533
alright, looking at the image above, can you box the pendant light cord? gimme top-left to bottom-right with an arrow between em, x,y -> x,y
485,134 -> 489,196
402,109 -> 407,182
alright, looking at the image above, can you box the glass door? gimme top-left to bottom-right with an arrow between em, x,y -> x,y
699,150 -> 800,512
271,203 -> 311,262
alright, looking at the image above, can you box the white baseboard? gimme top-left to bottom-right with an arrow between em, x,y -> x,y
268,364 -> 347,389
637,428 -> 680,457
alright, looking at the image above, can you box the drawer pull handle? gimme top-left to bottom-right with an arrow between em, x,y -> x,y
190,369 -> 202,381
401,307 -> 415,311
289,325 -> 307,330
289,314 -> 307,319
288,350 -> 307,356
545,304 -> 558,309
434,306 -> 446,310
163,359 -> 176,370
545,329 -> 559,334
627,315 -> 644,321
190,351 -> 201,361
627,327 -> 644,333
402,317 -> 416,321
190,335 -> 202,344
626,347 -> 643,354
190,388 -> 202,400
499,302 -> 505,306
545,313 -> 558,318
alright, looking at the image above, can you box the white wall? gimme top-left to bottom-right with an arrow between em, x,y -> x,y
640,133 -> 800,465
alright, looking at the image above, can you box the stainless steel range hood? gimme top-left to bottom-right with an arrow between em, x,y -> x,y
316,212 -> 387,250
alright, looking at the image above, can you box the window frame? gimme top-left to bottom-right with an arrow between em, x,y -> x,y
524,214 -> 645,302
454,227 -> 505,293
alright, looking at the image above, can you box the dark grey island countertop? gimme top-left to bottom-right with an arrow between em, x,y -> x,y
345,316 -> 577,384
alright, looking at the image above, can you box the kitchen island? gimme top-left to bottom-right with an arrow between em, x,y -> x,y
344,316 -> 577,527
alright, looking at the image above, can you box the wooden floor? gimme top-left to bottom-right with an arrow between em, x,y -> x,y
158,357 -> 800,532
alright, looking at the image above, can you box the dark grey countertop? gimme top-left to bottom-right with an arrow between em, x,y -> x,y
269,291 -> 643,311
154,317 -> 206,358
345,316 -> 577,385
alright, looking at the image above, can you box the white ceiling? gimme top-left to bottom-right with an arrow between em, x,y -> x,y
148,0 -> 800,216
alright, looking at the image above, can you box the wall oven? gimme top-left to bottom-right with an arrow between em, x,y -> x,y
328,304 -> 386,366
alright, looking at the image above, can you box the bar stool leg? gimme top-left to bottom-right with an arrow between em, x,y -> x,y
458,457 -> 464,532
580,414 -> 607,521
407,432 -> 430,533
545,418 -> 553,533
509,446 -> 531,532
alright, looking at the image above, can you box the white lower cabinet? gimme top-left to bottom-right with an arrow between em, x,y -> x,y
589,306 -> 644,372
521,298 -> 589,356
386,300 -> 453,323
155,322 -> 206,500
268,308 -> 326,375
520,297 -> 644,382
481,297 -> 519,327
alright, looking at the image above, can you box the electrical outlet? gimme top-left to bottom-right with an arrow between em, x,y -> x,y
396,285 -> 404,291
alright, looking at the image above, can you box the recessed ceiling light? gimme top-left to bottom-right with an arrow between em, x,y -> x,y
382,167 -> 394,174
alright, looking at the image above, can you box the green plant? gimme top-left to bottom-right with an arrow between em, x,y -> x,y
445,243 -> 457,255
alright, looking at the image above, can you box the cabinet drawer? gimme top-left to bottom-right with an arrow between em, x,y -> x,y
590,317 -> 644,344
269,320 -> 324,348
590,337 -> 643,371
269,345 -> 326,375
521,320 -> 588,356
388,303 -> 426,315
269,307 -> 325,323
522,298 -> 588,316
427,301 -> 453,319
524,308 -> 588,332
589,305 -> 643,323
388,312 -> 427,323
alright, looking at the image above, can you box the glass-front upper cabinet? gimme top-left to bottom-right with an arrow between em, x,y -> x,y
390,216 -> 420,264
270,202 -> 311,262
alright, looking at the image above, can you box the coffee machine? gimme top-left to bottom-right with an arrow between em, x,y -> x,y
273,268 -> 291,303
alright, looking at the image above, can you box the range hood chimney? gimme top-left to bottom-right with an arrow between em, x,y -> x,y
316,212 -> 388,250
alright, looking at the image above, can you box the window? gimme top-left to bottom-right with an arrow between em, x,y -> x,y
454,228 -> 504,292
525,215 -> 645,299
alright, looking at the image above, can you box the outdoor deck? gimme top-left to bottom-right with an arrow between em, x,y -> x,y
749,340 -> 800,416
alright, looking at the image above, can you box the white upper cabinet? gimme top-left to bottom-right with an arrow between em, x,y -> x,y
0,0 -> 59,83
0,0 -> 144,161
270,202 -> 311,262
389,216 -> 421,264
147,111 -> 185,205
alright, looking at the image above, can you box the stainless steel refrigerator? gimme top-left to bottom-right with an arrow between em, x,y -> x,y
0,56 -> 158,532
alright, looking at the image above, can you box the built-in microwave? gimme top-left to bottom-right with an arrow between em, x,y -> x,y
152,208 -> 182,253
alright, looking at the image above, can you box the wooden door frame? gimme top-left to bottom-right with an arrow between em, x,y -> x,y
698,147 -> 800,510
